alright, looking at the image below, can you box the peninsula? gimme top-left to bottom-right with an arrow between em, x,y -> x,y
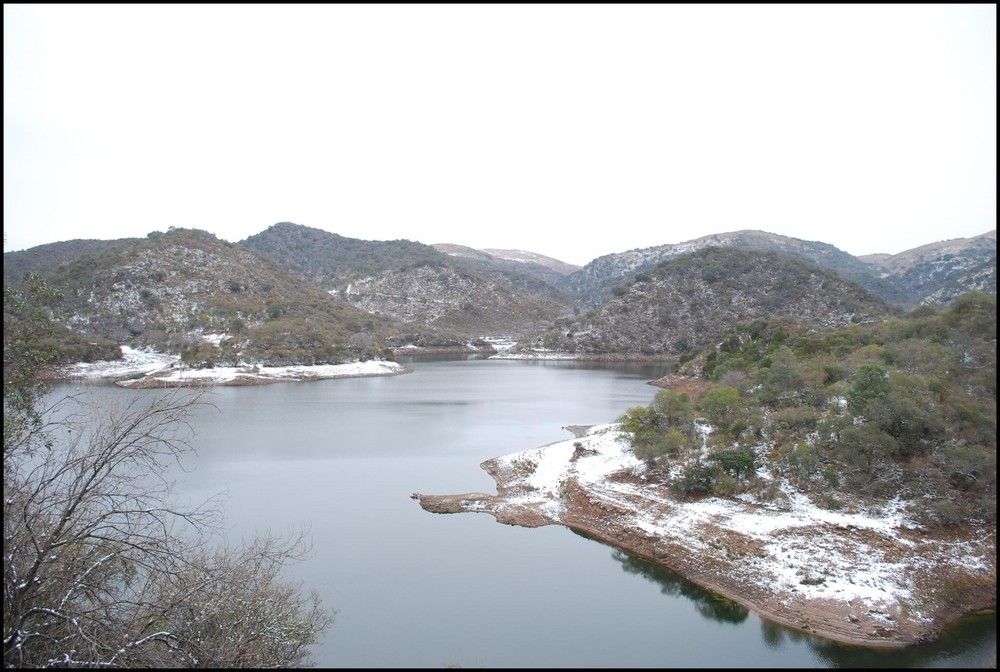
417,423 -> 996,649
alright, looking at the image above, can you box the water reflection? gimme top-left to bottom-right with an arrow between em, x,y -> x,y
572,529 -> 750,624
398,352 -> 677,380
759,618 -> 813,649
808,612 -> 997,668
576,528 -> 997,668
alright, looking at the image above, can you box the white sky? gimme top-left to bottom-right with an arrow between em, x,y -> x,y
4,4 -> 996,266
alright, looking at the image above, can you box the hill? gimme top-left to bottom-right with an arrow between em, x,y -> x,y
517,247 -> 898,360
240,221 -> 447,288
434,243 -> 580,285
241,223 -> 574,343
3,238 -> 132,286
555,229 -> 994,309
34,227 -> 402,366
344,259 -> 572,342
860,230 -> 996,307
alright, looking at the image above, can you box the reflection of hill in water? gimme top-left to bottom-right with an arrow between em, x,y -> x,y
806,612 -> 997,669
609,548 -> 749,624
569,529 -> 749,624
573,529 -> 997,668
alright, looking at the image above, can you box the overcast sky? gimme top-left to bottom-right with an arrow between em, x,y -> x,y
4,5 -> 996,266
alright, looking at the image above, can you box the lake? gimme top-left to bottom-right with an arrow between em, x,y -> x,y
48,356 -> 996,668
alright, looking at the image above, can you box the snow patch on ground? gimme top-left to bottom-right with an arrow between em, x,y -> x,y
55,346 -> 407,387
119,359 -> 406,386
490,350 -> 579,360
58,346 -> 180,379
484,423 -> 993,620
480,337 -> 518,353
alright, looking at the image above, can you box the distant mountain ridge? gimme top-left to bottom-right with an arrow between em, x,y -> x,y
556,230 -> 907,308
239,224 -> 575,341
481,248 -> 580,275
860,229 -> 996,273
859,230 -> 996,306
3,238 -> 132,286
4,223 -> 994,363
8,226 -> 993,313
432,243 -> 579,286
239,222 -> 447,288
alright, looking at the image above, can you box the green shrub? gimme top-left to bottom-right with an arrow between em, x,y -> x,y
672,463 -> 719,498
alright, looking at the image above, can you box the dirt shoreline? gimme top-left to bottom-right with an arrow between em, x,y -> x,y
416,426 -> 996,650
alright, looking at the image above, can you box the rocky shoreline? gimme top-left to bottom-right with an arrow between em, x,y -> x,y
417,424 -> 996,649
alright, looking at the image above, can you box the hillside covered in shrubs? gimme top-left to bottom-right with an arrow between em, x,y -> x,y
620,290 -> 996,527
31,228 -> 402,367
519,247 -> 898,359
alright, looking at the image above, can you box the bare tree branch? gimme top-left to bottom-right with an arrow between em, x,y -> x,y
4,388 -> 333,668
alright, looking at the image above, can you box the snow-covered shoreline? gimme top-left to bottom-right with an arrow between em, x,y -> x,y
418,424 -> 996,649
53,346 -> 410,388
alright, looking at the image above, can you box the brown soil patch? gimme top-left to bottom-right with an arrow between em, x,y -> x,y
650,373 -> 714,400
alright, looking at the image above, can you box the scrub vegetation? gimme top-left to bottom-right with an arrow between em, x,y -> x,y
619,291 -> 996,525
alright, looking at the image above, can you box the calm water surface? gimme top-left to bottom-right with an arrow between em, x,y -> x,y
52,357 -> 995,668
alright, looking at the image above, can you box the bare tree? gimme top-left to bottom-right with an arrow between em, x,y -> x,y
347,332 -> 373,357
3,389 -> 334,668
